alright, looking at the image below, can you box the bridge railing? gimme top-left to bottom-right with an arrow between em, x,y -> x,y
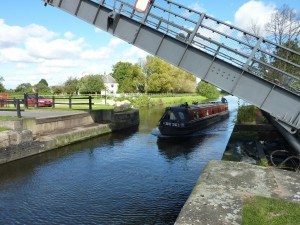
94,0 -> 300,95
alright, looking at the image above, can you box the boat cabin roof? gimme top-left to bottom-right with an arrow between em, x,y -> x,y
167,102 -> 225,112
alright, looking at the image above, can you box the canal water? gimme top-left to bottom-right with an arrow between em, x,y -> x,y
0,96 -> 238,225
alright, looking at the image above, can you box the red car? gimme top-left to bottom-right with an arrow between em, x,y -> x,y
27,95 -> 53,107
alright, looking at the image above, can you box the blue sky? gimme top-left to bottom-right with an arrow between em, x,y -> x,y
0,0 -> 299,89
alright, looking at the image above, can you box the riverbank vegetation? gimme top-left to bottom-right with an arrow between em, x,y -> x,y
237,105 -> 267,124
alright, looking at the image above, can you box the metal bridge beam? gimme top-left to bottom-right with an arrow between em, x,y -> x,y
44,0 -> 300,138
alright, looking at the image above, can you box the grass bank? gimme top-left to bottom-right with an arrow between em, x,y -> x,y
242,196 -> 300,225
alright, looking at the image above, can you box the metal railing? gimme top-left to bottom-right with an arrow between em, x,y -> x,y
95,0 -> 300,95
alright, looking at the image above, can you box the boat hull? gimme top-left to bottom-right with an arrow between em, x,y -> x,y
158,111 -> 229,137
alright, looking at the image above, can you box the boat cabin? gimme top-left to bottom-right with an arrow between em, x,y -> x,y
160,102 -> 228,124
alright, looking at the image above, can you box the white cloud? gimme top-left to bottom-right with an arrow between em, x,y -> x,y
234,1 -> 276,35
108,37 -> 126,48
122,46 -> 148,61
188,2 -> 205,13
0,19 -> 148,89
0,19 -> 57,48
25,37 -> 84,59
0,47 -> 39,63
81,46 -> 112,60
64,31 -> 75,39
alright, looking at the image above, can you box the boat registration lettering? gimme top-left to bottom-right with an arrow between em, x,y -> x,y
163,122 -> 180,127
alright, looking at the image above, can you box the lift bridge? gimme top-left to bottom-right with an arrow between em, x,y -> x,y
43,0 -> 300,152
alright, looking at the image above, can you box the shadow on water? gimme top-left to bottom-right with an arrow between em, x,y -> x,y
157,136 -> 205,160
0,125 -> 139,184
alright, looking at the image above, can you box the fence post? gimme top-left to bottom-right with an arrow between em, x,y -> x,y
89,95 -> 92,111
34,92 -> 38,108
52,96 -> 55,109
24,93 -> 28,109
13,97 -> 16,107
16,99 -> 21,118
69,96 -> 72,109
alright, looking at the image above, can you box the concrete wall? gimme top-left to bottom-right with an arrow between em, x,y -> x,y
0,109 -> 140,164
24,113 -> 94,135
90,109 -> 140,131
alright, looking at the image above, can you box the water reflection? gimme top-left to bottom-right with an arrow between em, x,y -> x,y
157,136 -> 205,160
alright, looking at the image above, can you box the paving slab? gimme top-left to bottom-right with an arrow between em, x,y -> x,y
175,160 -> 300,225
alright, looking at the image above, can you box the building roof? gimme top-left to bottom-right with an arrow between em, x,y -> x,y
102,74 -> 117,83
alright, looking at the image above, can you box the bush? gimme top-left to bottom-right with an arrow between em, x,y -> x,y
237,105 -> 257,124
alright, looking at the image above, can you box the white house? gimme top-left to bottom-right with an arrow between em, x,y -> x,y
101,74 -> 119,95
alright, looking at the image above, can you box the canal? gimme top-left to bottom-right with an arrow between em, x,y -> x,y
0,96 -> 238,225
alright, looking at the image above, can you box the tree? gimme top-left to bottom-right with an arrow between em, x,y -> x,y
112,62 -> 145,93
243,4 -> 300,87
142,56 -> 171,77
196,81 -> 220,99
79,74 -> 105,94
39,78 -> 49,87
265,5 -> 300,46
272,39 -> 300,76
64,77 -> 79,95
169,67 -> 196,93
147,72 -> 173,93
143,56 -> 196,93
0,77 -> 5,92
15,83 -> 33,93
34,78 -> 51,94
51,85 -> 64,95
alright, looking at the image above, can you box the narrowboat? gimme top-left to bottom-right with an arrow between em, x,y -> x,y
158,101 -> 229,137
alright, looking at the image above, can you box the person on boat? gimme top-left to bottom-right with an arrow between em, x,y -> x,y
221,96 -> 227,103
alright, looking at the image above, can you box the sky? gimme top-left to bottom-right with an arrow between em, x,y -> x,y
0,0 -> 299,89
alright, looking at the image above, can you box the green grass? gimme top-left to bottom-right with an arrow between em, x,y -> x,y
151,95 -> 207,106
242,196 -> 300,225
0,126 -> 11,131
0,116 -> 18,121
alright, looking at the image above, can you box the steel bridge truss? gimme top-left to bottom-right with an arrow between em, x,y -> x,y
43,0 -> 300,149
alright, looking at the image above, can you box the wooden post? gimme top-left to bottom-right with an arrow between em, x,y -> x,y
24,93 -> 28,109
34,93 -> 38,108
69,96 -> 72,109
52,96 -> 55,109
89,95 -> 92,111
16,99 -> 21,118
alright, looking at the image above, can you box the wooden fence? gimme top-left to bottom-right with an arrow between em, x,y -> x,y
0,95 -> 94,118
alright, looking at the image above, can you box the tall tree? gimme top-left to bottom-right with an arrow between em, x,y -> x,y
51,85 -> 64,95
112,62 -> 145,93
0,77 -> 5,93
265,4 -> 300,46
147,72 -> 173,93
196,81 -> 220,99
143,56 -> 196,93
34,79 -> 50,94
15,83 -> 33,93
64,77 -> 79,95
79,74 -> 105,94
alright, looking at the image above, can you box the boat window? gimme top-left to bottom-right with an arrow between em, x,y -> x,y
178,112 -> 185,120
163,110 -> 177,121
194,111 -> 199,119
170,112 -> 176,120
